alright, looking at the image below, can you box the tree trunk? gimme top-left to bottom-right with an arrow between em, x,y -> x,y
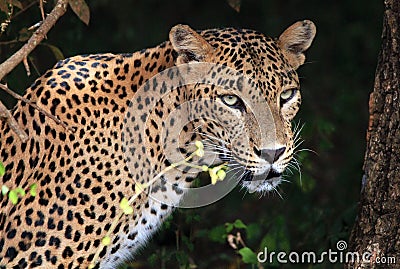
347,0 -> 400,268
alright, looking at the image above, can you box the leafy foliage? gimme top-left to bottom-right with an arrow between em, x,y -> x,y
238,247 -> 258,264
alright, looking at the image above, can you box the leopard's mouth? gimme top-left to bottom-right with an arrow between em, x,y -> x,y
235,168 -> 282,193
222,160 -> 283,193
215,148 -> 283,193
238,168 -> 281,181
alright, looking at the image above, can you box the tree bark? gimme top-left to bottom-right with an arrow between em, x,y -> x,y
347,0 -> 400,268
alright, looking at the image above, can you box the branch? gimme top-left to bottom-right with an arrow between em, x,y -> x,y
0,0 -> 70,141
0,83 -> 75,133
0,0 -> 69,80
0,101 -> 28,142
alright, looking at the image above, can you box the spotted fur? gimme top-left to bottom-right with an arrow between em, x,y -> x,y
0,21 -> 316,268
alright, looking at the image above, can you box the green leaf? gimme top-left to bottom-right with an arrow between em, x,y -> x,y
233,219 -> 247,229
14,187 -> 25,197
119,197 -> 133,215
29,183 -> 38,197
0,161 -> 5,177
119,197 -> 129,209
238,247 -> 258,264
208,225 -> 226,243
101,235 -> 111,246
246,223 -> 261,240
225,222 -> 234,233
225,219 -> 247,233
8,190 -> 19,205
8,187 -> 26,205
69,0 -> 90,25
1,185 -> 9,195
123,206 -> 133,215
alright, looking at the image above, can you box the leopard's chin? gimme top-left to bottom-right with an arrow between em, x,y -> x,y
241,176 -> 282,194
228,165 -> 282,194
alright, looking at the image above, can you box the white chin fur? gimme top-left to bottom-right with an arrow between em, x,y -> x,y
241,177 -> 282,193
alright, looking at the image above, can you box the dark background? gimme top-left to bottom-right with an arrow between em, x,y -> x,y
0,0 -> 383,268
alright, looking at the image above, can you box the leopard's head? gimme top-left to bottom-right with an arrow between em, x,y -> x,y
167,21 -> 316,194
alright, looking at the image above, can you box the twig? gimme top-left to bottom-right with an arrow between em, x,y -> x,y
0,83 -> 75,133
39,0 -> 46,21
0,101 -> 28,142
0,40 -> 20,45
23,57 -> 30,76
0,0 -> 68,80
0,0 -> 69,140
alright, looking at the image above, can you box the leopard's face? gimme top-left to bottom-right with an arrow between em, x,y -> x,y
169,21 -> 316,193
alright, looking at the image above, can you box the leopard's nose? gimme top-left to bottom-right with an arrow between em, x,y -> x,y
255,147 -> 286,163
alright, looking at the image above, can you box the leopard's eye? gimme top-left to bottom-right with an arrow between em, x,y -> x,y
280,88 -> 297,104
221,95 -> 239,106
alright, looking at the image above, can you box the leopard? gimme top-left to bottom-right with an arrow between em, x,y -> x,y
0,20 -> 316,268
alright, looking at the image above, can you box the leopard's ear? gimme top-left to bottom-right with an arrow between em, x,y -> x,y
169,24 -> 214,65
278,20 -> 316,69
